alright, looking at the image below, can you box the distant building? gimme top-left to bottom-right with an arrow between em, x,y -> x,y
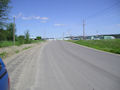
65,34 -> 120,40
43,38 -> 55,40
104,36 -> 115,39
86,35 -> 115,40
64,37 -> 71,40
71,37 -> 81,40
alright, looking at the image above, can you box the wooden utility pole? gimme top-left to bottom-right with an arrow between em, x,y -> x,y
13,16 -> 15,45
83,19 -> 85,40
63,32 -> 64,40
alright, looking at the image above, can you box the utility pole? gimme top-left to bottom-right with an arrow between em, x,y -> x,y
83,19 -> 85,40
44,30 -> 46,39
13,16 -> 15,46
63,32 -> 64,40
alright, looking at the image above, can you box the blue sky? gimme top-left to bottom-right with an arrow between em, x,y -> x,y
9,0 -> 120,38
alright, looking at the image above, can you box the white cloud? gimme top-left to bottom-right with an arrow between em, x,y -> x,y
54,24 -> 66,26
22,16 -> 32,20
13,12 -> 48,21
13,12 -> 23,18
40,17 -> 48,20
33,16 -> 41,20
21,16 -> 48,20
117,24 -> 120,26
17,12 -> 23,18
40,21 -> 47,23
32,16 -> 48,20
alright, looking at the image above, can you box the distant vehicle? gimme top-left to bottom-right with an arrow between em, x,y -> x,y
0,58 -> 10,90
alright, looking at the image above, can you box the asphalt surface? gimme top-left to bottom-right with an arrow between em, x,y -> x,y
6,40 -> 120,90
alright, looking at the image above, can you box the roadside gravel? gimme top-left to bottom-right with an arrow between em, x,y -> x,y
3,42 -> 46,90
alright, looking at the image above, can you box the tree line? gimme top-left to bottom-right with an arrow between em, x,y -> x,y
0,0 -> 42,45
0,22 -> 42,44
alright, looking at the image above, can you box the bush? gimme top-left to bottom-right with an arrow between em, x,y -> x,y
17,35 -> 25,44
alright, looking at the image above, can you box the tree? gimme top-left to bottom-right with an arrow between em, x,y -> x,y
6,23 -> 16,41
0,28 -> 7,41
0,23 -> 16,41
18,35 -> 25,44
25,30 -> 30,43
36,36 -> 41,40
0,0 -> 11,28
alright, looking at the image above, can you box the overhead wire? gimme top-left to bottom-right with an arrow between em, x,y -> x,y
86,1 -> 120,20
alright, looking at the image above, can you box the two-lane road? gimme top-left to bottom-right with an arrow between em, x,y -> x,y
7,40 -> 120,90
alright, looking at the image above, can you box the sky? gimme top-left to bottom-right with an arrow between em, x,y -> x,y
9,0 -> 120,38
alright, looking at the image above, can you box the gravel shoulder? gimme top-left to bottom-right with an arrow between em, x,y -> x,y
3,41 -> 47,90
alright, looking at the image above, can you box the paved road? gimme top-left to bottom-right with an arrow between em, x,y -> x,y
6,40 -> 120,90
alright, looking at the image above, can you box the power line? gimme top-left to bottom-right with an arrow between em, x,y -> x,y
86,1 -> 120,20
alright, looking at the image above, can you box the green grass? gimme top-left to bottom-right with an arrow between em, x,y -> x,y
0,41 -> 13,47
22,46 -> 32,50
0,41 -> 22,47
0,40 -> 45,48
69,39 -> 120,54
15,50 -> 20,53
0,52 -> 7,58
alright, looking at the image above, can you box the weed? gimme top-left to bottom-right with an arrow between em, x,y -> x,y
0,52 -> 7,58
15,50 -> 20,53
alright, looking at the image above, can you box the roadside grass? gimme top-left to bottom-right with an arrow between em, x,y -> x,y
0,41 -> 13,47
0,40 -> 44,48
68,39 -> 120,54
0,41 -> 22,47
15,50 -> 20,53
0,40 -> 45,59
0,52 -> 8,58
22,46 -> 32,50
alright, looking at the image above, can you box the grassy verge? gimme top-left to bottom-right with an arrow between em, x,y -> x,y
0,41 -> 14,47
0,40 -> 44,48
15,50 -> 20,53
0,41 -> 24,47
0,52 -> 8,58
68,39 -> 120,54
22,46 -> 32,50
0,40 -> 45,59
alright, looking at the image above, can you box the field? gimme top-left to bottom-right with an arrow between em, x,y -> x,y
69,39 -> 120,54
